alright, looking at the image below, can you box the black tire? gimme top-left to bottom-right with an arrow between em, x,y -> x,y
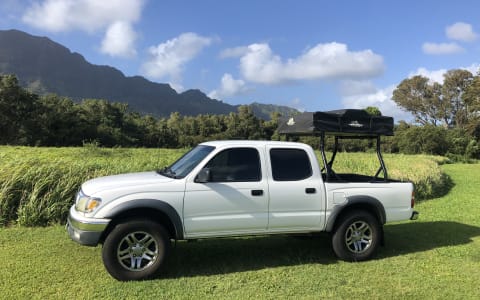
332,210 -> 381,262
102,220 -> 170,281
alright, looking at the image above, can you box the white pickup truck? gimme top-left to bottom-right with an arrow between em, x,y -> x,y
67,110 -> 418,281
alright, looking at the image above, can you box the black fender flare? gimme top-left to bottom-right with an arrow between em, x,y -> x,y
103,199 -> 184,240
325,195 -> 386,232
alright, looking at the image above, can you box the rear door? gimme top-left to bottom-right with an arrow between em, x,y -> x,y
266,146 -> 326,230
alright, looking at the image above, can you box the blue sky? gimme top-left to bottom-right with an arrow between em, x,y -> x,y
1,0 -> 479,121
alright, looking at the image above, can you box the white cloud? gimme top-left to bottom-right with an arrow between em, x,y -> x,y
464,63 -> 480,75
100,21 -> 137,58
208,73 -> 249,99
409,63 -> 480,84
340,80 -> 377,97
22,0 -> 144,32
409,67 -> 447,84
168,82 -> 184,93
446,22 -> 478,42
239,42 -> 384,85
290,98 -> 305,112
141,32 -> 212,82
422,42 -> 464,55
340,81 -> 412,122
22,0 -> 144,58
220,46 -> 249,59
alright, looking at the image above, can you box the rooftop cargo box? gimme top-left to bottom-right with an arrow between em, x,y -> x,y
278,109 -> 394,136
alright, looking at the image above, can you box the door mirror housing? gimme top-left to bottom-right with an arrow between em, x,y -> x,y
195,168 -> 211,183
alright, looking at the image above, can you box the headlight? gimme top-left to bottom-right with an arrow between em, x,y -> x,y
75,190 -> 102,213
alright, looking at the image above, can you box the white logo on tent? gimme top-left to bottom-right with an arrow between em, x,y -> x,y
348,121 -> 364,128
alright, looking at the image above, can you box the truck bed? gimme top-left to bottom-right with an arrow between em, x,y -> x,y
322,173 -> 400,183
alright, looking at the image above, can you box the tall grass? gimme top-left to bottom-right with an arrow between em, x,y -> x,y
0,146 -> 449,226
0,146 -> 185,226
322,152 -> 452,199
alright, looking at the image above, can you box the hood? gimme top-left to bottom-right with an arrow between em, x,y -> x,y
81,171 -> 175,196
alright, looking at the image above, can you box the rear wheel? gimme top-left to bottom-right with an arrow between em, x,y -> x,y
332,210 -> 381,261
102,220 -> 170,281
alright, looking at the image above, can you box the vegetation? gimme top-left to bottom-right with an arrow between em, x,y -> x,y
392,69 -> 480,130
0,164 -> 479,299
0,145 -> 449,227
0,146 -> 185,226
1,73 -> 480,159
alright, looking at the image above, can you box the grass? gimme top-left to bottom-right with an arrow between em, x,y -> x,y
0,146 -> 186,226
322,152 -> 452,199
0,145 -> 449,226
1,163 -> 479,299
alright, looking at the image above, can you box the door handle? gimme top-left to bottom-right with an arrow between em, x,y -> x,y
305,188 -> 316,194
251,190 -> 263,196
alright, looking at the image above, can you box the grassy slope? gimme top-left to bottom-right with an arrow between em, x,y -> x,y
0,164 -> 479,299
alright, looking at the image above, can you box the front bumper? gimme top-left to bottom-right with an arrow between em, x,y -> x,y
66,205 -> 111,246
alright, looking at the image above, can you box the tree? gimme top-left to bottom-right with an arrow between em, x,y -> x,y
392,70 -> 477,128
364,106 -> 382,116
442,69 -> 474,128
226,106 -> 264,140
392,75 -> 442,125
36,94 -> 82,146
462,74 -> 480,137
394,124 -> 449,155
0,74 -> 39,145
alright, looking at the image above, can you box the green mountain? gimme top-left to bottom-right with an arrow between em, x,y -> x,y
248,102 -> 299,120
0,29 -> 297,119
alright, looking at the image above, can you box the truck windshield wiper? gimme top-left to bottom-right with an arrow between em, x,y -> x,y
157,167 -> 177,178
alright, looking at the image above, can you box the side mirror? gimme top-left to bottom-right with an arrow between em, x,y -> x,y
195,168 -> 211,183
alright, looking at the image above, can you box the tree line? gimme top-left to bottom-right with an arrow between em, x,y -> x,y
1,73 -> 479,160
0,74 -> 277,148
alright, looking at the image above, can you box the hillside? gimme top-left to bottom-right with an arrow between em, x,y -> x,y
0,29 -> 297,118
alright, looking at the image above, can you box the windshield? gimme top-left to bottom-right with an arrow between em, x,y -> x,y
158,145 -> 215,179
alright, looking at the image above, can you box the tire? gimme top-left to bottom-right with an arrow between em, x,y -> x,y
332,210 -> 381,262
102,220 -> 170,281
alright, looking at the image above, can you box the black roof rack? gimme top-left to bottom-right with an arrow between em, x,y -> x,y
278,109 -> 394,182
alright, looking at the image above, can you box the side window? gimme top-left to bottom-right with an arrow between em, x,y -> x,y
204,148 -> 261,182
270,148 -> 312,181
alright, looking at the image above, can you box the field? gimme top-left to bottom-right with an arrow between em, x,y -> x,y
0,145 -> 449,226
0,163 -> 479,299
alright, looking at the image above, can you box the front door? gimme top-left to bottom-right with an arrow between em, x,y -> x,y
183,147 -> 268,237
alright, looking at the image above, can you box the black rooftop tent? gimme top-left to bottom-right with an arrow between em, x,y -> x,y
277,109 -> 394,136
278,109 -> 395,182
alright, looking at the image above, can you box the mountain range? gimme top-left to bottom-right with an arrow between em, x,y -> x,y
0,29 -> 297,119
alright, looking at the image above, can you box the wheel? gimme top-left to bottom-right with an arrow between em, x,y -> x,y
102,220 -> 170,281
332,210 -> 381,261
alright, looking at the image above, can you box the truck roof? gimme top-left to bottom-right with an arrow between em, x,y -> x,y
200,140 -> 312,149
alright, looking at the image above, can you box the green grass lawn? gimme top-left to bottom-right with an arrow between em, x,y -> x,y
1,164 -> 479,299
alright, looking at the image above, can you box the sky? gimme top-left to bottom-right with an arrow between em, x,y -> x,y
1,0 -> 480,121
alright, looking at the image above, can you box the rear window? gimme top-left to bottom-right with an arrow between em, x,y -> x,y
270,148 -> 312,181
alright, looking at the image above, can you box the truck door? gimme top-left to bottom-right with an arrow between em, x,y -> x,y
266,146 -> 326,230
183,147 -> 269,237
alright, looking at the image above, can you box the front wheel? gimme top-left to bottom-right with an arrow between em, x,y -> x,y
332,210 -> 381,261
102,220 -> 170,281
